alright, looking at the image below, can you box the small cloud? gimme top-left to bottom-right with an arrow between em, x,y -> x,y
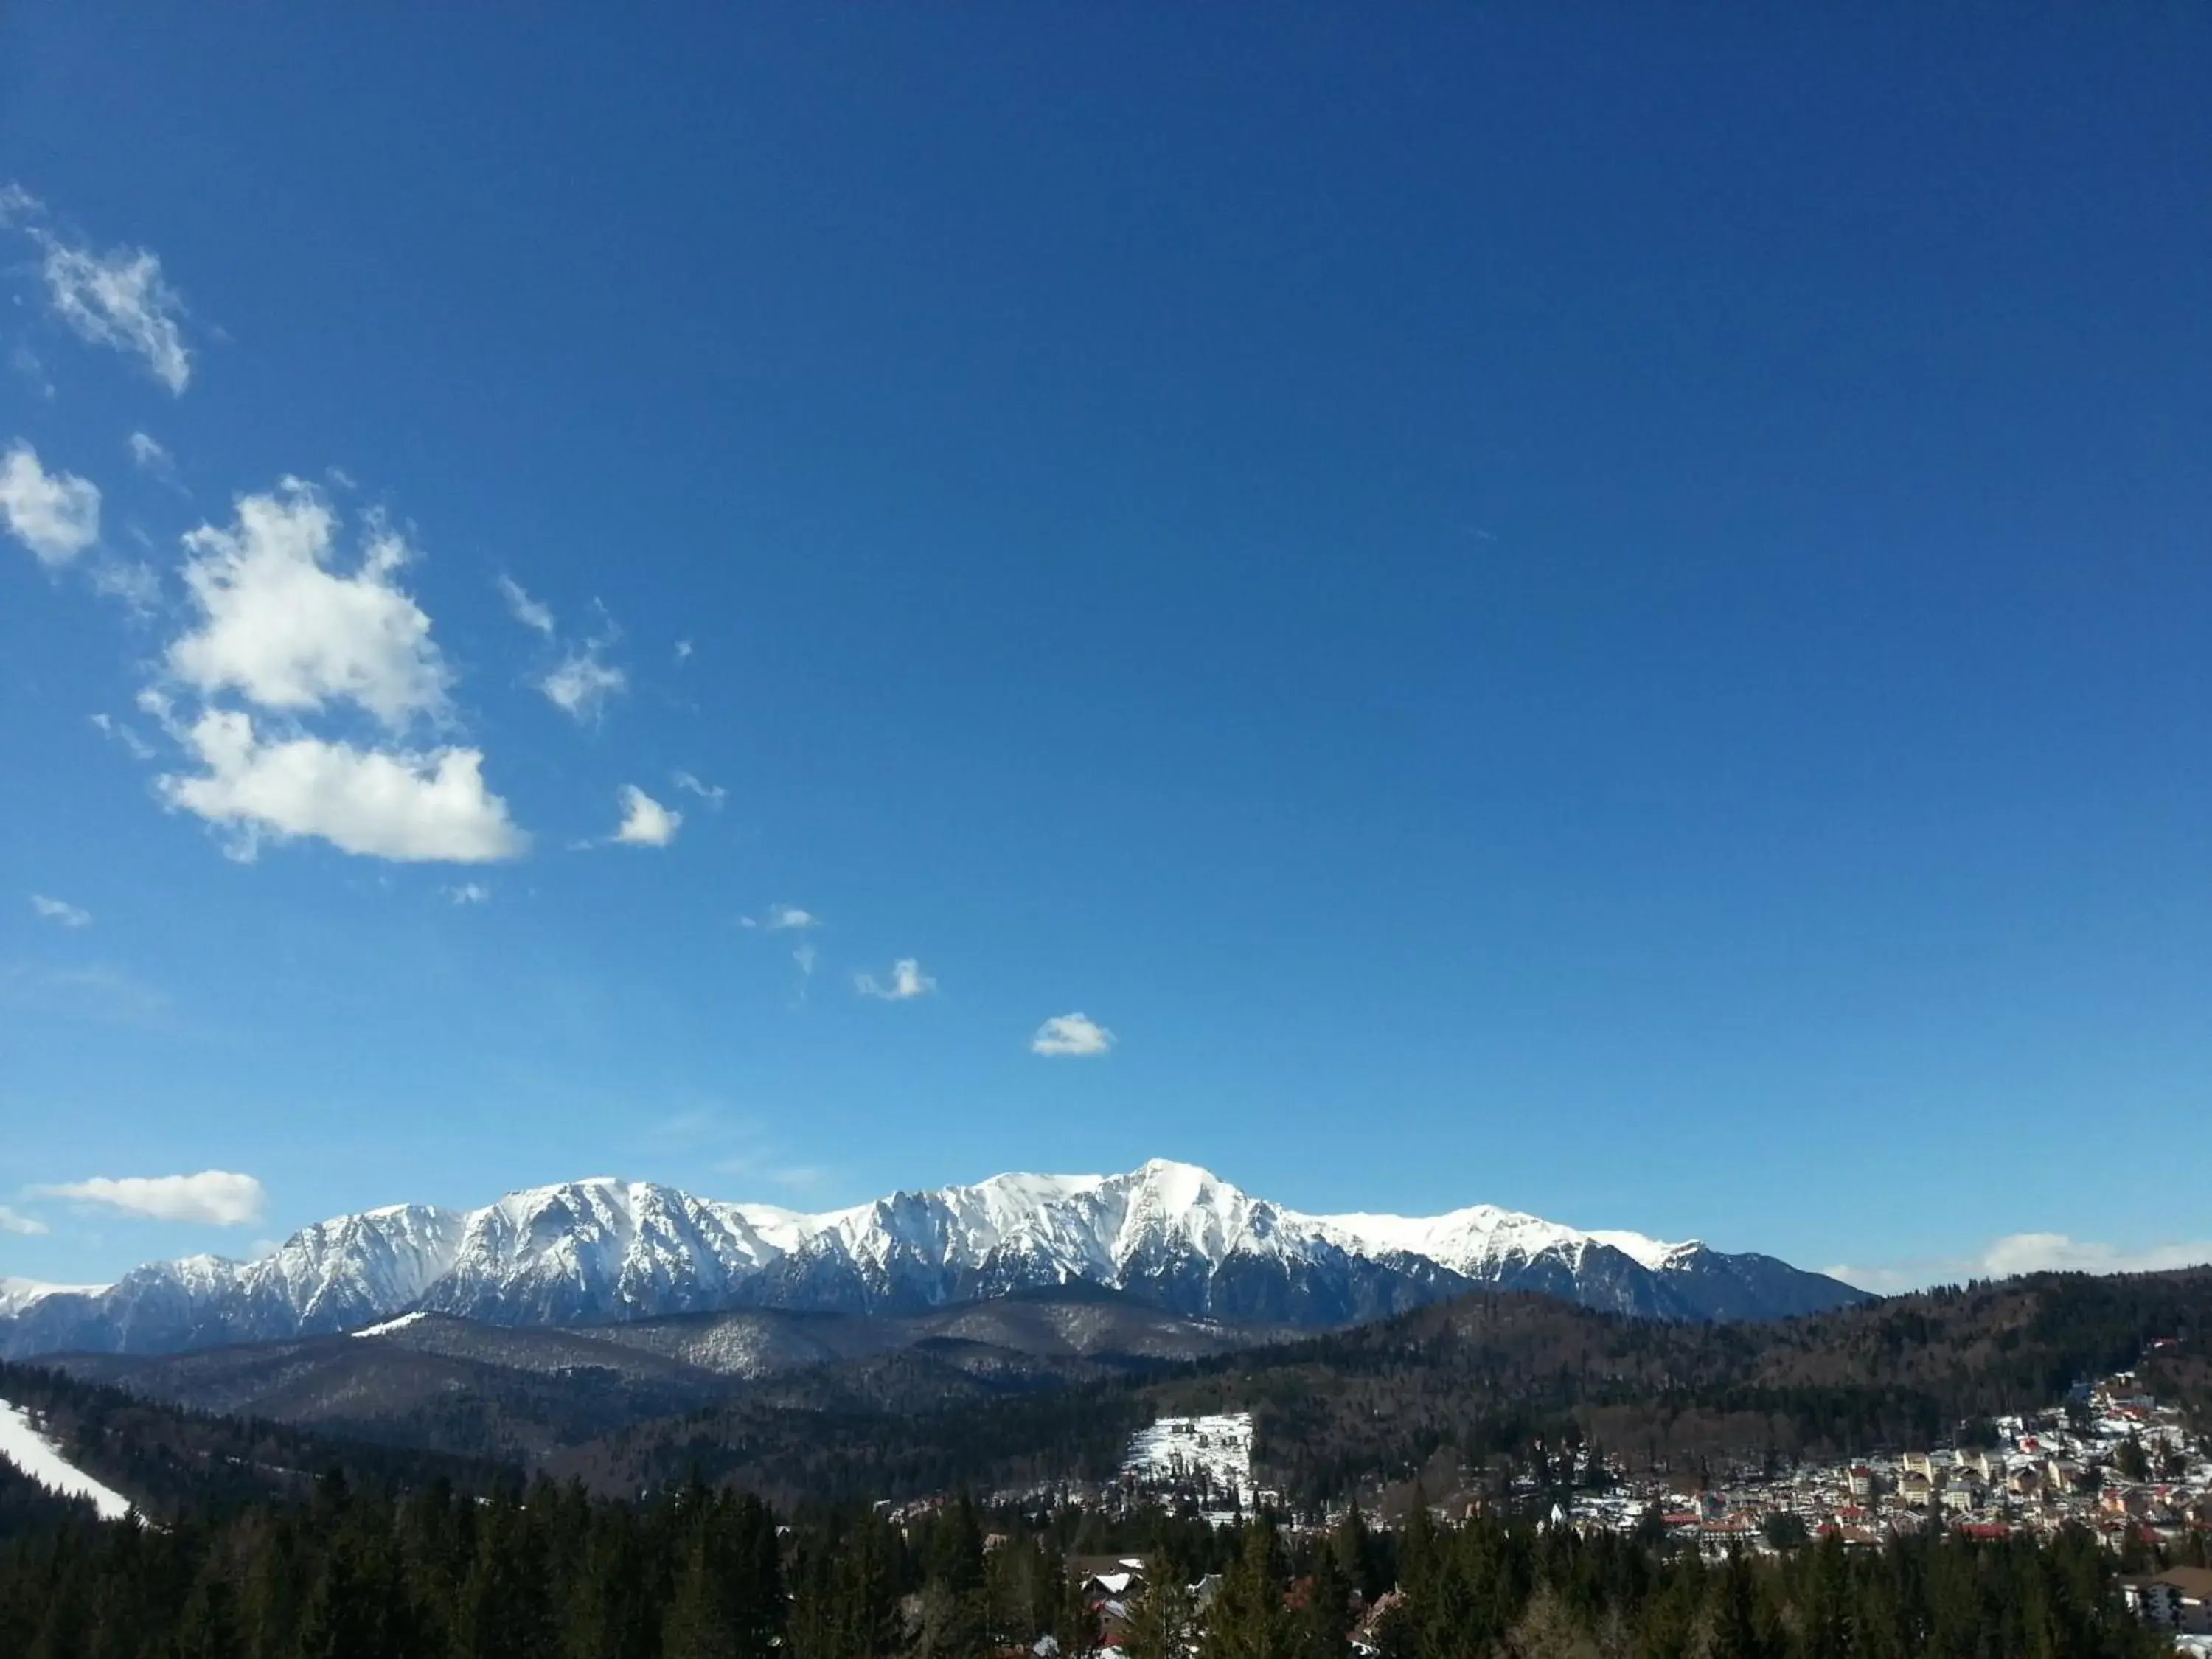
674,639 -> 694,665
0,1205 -> 48,1236
709,1152 -> 828,1192
158,709 -> 528,864
167,480 -> 452,729
0,441 -> 100,566
612,785 -> 681,847
90,713 -> 156,761
672,771 -> 726,807
855,957 -> 934,1001
763,904 -> 817,931
495,574 -> 555,637
36,232 -> 193,393
29,894 -> 91,928
538,641 -> 626,723
35,1169 -> 265,1226
1031,1012 -> 1116,1057
1826,1231 -> 2212,1295
0,183 -> 43,227
89,556 -> 161,616
445,882 -> 492,905
0,961 -> 178,1032
1980,1232 -> 2212,1279
643,1107 -> 723,1150
126,431 -> 179,485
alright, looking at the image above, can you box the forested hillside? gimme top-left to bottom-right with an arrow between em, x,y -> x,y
0,1475 -> 2174,1659
0,1360 -> 515,1525
560,1268 -> 2212,1505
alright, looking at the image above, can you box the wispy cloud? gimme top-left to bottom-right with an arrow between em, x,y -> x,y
36,1169 -> 265,1226
127,431 -> 181,487
37,232 -> 193,394
741,903 -> 818,932
90,712 -> 156,761
1030,1012 -> 1115,1057
672,771 -> 726,807
612,785 -> 681,847
0,961 -> 179,1032
496,574 -> 555,637
445,882 -> 492,905
0,1205 -> 49,1236
855,957 -> 935,1001
29,894 -> 91,928
538,640 -> 626,723
0,441 -> 100,566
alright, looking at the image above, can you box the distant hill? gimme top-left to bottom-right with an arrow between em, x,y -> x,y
543,1266 -> 2212,1507
0,1359 -> 513,1528
49,1289 -> 1283,1464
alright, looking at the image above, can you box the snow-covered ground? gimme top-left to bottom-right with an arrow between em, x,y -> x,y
1124,1411 -> 1257,1512
352,1310 -> 432,1338
0,1398 -> 133,1520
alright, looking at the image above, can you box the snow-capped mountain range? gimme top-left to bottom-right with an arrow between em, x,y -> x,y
0,1160 -> 1867,1358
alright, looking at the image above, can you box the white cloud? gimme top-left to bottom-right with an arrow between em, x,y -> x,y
764,904 -> 816,931
90,712 -> 156,760
167,481 -> 451,729
0,442 -> 100,565
1030,1012 -> 1116,1057
1980,1232 -> 2212,1279
0,1205 -> 47,1236
856,958 -> 935,1001
126,431 -> 178,484
496,574 -> 554,636
1827,1231 -> 2212,1295
38,234 -> 192,393
672,771 -> 727,807
158,708 -> 528,863
0,183 -> 42,227
29,894 -> 91,928
674,639 -> 694,665
793,942 -> 818,977
37,1170 -> 264,1226
538,642 -> 626,722
612,785 -> 681,847
90,557 -> 161,616
445,882 -> 492,905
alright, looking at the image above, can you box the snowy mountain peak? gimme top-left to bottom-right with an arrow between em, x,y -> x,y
0,1161 -> 1868,1360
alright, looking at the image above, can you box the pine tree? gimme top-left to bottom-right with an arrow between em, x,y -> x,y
1202,1518 -> 1294,1659
1125,1557 -> 1194,1659
1301,1533 -> 1353,1659
173,1571 -> 243,1659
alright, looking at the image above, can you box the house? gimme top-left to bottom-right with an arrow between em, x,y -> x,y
2121,1568 -> 2212,1635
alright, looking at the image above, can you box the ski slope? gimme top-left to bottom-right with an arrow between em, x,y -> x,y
1124,1411 -> 1256,1509
0,1397 -> 133,1520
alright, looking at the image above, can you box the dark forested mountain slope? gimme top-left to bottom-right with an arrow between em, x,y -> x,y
559,1267 -> 2212,1506
0,1360 -> 512,1526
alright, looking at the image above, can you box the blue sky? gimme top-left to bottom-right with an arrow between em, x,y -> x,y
2,5 -> 2208,1293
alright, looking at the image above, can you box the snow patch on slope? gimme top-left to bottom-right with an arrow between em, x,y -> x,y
0,1398 -> 133,1520
352,1310 -> 432,1338
1124,1411 -> 1257,1512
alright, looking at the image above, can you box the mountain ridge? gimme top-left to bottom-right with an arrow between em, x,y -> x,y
0,1158 -> 1868,1358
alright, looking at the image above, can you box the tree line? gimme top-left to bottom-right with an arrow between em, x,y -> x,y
0,1466 -> 2182,1659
